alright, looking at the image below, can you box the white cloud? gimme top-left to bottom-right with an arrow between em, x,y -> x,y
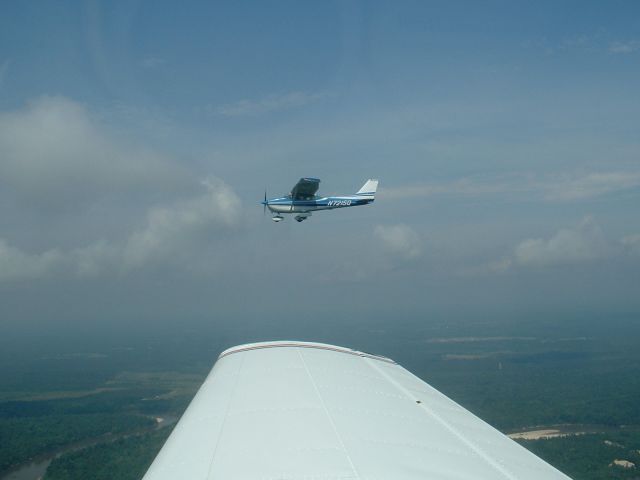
0,239 -> 121,281
213,91 -> 329,117
514,222 -> 606,267
123,178 -> 240,269
561,35 -> 590,50
374,224 -> 422,260
496,217 -> 610,271
609,41 -> 640,54
140,56 -> 166,68
0,96 -> 246,283
0,96 -> 191,210
71,241 -> 120,277
551,35 -> 640,55
0,178 -> 242,282
542,172 -> 640,201
0,240 -> 62,281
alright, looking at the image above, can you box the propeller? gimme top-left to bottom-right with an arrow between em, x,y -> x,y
263,190 -> 267,216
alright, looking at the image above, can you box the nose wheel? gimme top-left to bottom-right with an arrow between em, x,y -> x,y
272,215 -> 284,223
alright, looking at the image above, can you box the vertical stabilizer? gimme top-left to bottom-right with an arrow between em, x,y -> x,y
356,179 -> 379,196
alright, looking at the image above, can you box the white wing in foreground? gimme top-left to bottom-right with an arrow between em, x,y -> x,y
143,341 -> 571,480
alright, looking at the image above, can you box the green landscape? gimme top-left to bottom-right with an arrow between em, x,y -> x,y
1,314 -> 639,480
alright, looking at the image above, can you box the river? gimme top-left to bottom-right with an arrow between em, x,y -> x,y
0,416 -> 176,480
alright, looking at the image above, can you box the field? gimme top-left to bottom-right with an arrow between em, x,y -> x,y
1,314 -> 639,480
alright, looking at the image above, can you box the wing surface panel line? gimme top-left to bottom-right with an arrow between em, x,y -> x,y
362,357 -> 519,480
205,353 -> 246,480
297,347 -> 361,480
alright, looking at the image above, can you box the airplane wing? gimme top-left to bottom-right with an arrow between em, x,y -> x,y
143,341 -> 572,480
290,177 -> 320,199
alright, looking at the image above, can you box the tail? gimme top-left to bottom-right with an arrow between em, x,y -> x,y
355,179 -> 379,200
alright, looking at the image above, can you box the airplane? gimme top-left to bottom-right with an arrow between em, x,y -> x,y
143,341 -> 573,480
262,178 -> 378,222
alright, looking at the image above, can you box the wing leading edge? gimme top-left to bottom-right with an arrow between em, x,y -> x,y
143,341 -> 572,480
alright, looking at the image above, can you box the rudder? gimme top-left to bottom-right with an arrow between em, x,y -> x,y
356,179 -> 379,196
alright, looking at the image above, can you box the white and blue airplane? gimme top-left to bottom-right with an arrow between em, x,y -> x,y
262,178 -> 379,222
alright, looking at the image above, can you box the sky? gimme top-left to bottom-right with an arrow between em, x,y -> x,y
1,1 -> 639,338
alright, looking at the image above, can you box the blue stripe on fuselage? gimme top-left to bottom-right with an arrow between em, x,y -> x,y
266,196 -> 373,209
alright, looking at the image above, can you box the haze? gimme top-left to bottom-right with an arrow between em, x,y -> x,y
1,1 -> 639,339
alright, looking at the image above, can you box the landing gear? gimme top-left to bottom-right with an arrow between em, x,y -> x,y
271,212 -> 311,223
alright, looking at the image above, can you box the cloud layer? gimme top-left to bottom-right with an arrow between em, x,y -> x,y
0,97 -> 243,282
123,178 -> 241,269
512,217 -> 609,268
609,40 -> 640,54
0,96 -> 191,211
382,172 -> 640,202
491,217 -> 640,273
374,224 -> 422,260
0,179 -> 241,282
0,240 -> 62,281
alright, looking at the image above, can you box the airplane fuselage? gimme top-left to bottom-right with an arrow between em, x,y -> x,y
266,195 -> 373,214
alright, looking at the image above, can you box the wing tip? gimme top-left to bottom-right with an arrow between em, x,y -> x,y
218,341 -> 395,363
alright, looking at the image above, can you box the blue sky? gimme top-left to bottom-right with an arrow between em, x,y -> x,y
1,1 -> 639,333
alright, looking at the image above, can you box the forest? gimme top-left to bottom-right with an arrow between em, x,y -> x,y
1,315 -> 639,480
519,431 -> 640,480
0,414 -> 152,472
45,429 -> 171,480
